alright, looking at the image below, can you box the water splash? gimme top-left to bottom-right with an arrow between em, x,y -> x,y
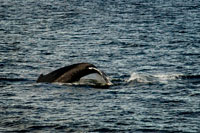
126,72 -> 182,84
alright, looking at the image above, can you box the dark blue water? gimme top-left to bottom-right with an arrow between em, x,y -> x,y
1,0 -> 200,132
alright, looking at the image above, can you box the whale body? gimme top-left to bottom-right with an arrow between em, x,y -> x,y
36,63 -> 112,86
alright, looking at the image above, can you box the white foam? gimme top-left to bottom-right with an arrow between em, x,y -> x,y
127,72 -> 182,84
154,73 -> 180,80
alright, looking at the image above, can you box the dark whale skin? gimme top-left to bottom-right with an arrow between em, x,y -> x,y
36,63 -> 111,85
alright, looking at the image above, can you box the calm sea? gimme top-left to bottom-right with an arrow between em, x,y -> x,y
1,0 -> 200,132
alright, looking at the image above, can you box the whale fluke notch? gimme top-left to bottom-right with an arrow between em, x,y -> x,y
36,63 -> 112,86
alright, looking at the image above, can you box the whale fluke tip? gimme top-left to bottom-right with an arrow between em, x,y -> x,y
36,74 -> 44,83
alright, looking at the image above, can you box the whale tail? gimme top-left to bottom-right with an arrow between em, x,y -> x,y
36,74 -> 44,83
88,67 -> 113,86
36,63 -> 113,87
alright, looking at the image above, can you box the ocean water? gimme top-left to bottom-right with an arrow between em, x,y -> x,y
1,0 -> 200,132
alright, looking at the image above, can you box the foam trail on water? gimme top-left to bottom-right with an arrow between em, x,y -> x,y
153,73 -> 181,83
127,72 -> 182,84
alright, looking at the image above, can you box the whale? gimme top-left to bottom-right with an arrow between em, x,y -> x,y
36,63 -> 112,86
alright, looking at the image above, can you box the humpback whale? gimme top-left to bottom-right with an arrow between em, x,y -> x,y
37,63 -> 112,86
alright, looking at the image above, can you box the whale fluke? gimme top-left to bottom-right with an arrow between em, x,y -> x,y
36,63 -> 112,86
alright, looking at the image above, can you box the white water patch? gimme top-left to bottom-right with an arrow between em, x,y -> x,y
126,73 -> 157,84
127,72 -> 182,84
153,73 -> 182,83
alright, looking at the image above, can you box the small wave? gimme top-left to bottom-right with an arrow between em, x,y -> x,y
0,78 -> 27,82
177,75 -> 200,79
91,128 -> 118,132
